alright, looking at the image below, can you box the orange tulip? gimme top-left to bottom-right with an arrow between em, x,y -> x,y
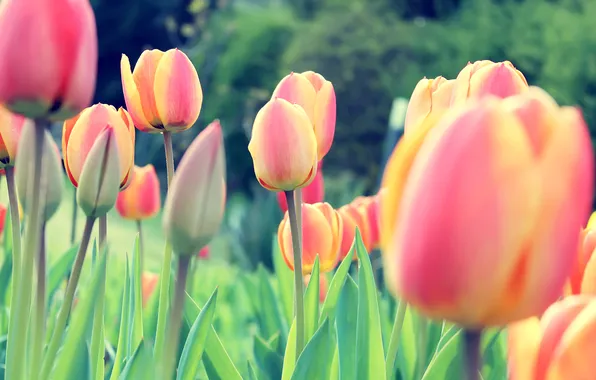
381,87 -> 594,327
0,106 -> 30,168
272,71 -> 336,159
404,76 -> 454,134
565,212 -> 596,295
304,274 -> 329,303
508,295 -> 596,380
63,103 -> 135,189
450,60 -> 528,106
338,203 -> 372,256
0,0 -> 97,120
248,97 -> 318,191
115,165 -> 160,221
351,195 -> 380,251
277,163 -> 324,213
278,202 -> 342,274
142,273 -> 159,307
121,49 -> 203,133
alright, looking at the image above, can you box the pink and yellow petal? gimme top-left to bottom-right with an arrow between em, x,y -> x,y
132,49 -> 164,125
121,54 -> 158,132
301,71 -> 325,91
272,73 -> 317,122
507,317 -> 542,380
313,81 -> 336,159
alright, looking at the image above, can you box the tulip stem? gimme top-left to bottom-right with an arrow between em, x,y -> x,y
285,190 -> 305,362
70,189 -> 78,244
6,121 -> 46,380
161,255 -> 191,379
464,329 -> 482,380
5,167 -> 22,307
90,216 -> 107,380
416,316 -> 428,378
163,131 -> 175,186
40,216 -> 96,380
30,222 -> 47,379
136,220 -> 144,272
385,300 -> 408,379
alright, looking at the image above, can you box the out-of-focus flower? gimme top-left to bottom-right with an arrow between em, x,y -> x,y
163,120 -> 226,255
0,106 -> 30,168
450,60 -> 528,106
115,165 -> 160,220
278,202 -> 342,274
248,98 -> 318,191
272,71 -> 336,159
404,76 -> 454,135
304,274 -> 329,303
142,273 -> 159,306
350,195 -> 381,251
337,203 -> 372,259
198,246 -> 209,259
0,204 -> 7,238
277,162 -> 324,213
0,0 -> 97,120
121,49 -> 202,133
382,87 -> 594,327
63,104 -> 135,189
566,212 -> 596,295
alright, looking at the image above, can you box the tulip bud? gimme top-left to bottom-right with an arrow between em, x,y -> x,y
565,213 -> 596,295
163,121 -> 226,255
383,87 -> 593,327
277,165 -> 325,213
279,202 -> 342,274
0,106 -> 29,168
248,98 -> 318,191
115,165 -> 161,220
337,205 -> 364,261
77,127 -> 123,218
338,203 -> 372,255
0,0 -> 97,120
351,195 -> 380,251
198,246 -> 210,259
404,76 -> 454,134
121,49 -> 203,133
273,71 -> 336,159
142,273 -> 159,306
15,124 -> 63,221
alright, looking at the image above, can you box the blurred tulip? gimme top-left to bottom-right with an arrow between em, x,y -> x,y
451,60 -> 528,106
248,98 -> 318,191
508,295 -> 596,380
115,165 -> 160,220
338,203 -> 372,257
278,202 -> 342,274
350,195 -> 381,251
304,274 -> 329,303
142,273 -> 159,306
382,87 -> 594,327
198,246 -> 209,259
121,49 -> 202,133
566,212 -> 596,295
277,163 -> 324,213
272,71 -> 336,159
0,204 -> 6,238
0,106 -> 29,168
63,104 -> 135,189
163,121 -> 226,255
0,0 -> 97,120
337,206 -> 359,261
404,76 -> 454,134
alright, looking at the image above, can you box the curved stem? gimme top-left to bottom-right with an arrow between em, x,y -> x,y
90,216 -> 107,380
385,300 -> 408,379
136,220 -> 144,273
40,216 -> 95,380
5,167 -> 22,305
464,329 -> 482,380
285,190 -> 305,361
30,222 -> 47,379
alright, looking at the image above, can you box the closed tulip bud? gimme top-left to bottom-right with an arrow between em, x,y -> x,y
142,272 -> 159,306
115,165 -> 160,220
277,165 -> 325,213
508,295 -> 596,380
63,104 -> 135,189
163,121 -> 226,255
15,124 -> 63,221
248,98 -> 318,191
382,87 -> 594,327
278,202 -> 342,274
0,106 -> 29,168
0,0 -> 97,120
565,213 -> 596,295
273,71 -> 336,159
339,203 -> 372,254
451,60 -> 528,106
121,49 -> 203,133
404,76 -> 454,134
351,195 -> 380,251
77,127 -> 123,218
304,274 -> 329,303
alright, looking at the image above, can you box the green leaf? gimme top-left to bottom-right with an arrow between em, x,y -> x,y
0,246 -> 12,307
398,308 -> 418,380
336,276 -> 358,380
257,265 -> 287,342
354,229 -> 386,379
176,288 -> 219,380
290,318 -> 333,380
303,256 -> 320,343
281,319 -> 297,380
319,241 -> 354,324
130,236 -> 144,352
434,325 -> 461,355
119,340 -> 155,380
247,361 -> 260,380
253,334 -> 283,380
272,234 -> 293,324
421,329 -> 463,380
329,343 -> 339,380
47,245 -> 78,303
109,258 -> 132,380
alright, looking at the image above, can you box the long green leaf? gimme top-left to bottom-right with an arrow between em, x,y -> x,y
257,265 -> 287,342
290,318 -> 333,380
109,258 -> 132,380
247,361 -> 260,380
319,242 -> 354,324
421,329 -> 463,380
398,307 -> 418,380
131,236 -> 144,352
119,340 -> 154,380
280,319 -> 296,380
0,247 -> 12,307
336,276 -> 358,380
47,245 -> 78,303
303,256 -> 320,343
253,333 -> 283,380
272,234 -> 293,324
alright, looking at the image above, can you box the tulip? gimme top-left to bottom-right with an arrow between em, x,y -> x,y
304,274 -> 329,303
0,204 -> 6,238
404,76 -> 454,134
162,121 -> 226,255
248,97 -> 318,191
277,163 -> 324,213
351,195 -> 381,251
566,212 -> 596,295
450,60 -> 528,106
142,273 -> 159,307
382,87 -> 594,327
115,165 -> 161,220
508,295 -> 596,380
63,103 -> 135,189
272,71 -> 336,159
338,203 -> 372,258
0,106 -> 29,168
121,49 -> 203,133
198,246 -> 210,259
0,0 -> 97,120
278,202 -> 342,274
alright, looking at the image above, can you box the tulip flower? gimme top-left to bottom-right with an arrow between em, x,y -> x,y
142,273 -> 159,306
277,162 -> 324,213
565,212 -> 596,295
0,204 -> 6,238
508,295 -> 596,380
116,165 -> 161,220
163,121 -> 226,255
272,71 -> 336,159
63,103 -> 135,189
121,49 -> 203,133
304,274 -> 329,303
450,60 -> 528,106
0,0 -> 97,120
0,106 -> 29,168
248,97 -> 318,191
278,202 -> 342,274
338,203 -> 372,258
404,76 -> 454,134
381,87 -> 594,327
198,246 -> 210,259
351,195 -> 380,251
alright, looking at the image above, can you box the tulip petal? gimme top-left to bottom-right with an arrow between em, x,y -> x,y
507,317 -> 542,380
272,73 -> 317,123
132,49 -> 164,126
469,61 -> 529,100
313,81 -> 336,159
450,60 -> 494,106
121,54 -> 157,132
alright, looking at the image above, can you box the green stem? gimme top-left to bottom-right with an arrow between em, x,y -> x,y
40,216 -> 95,380
90,216 -> 107,380
285,190 -> 305,361
161,255 -> 190,379
385,300 -> 408,379
154,130 -> 175,358
464,329 -> 482,380
136,220 -> 144,273
6,121 -> 46,380
70,189 -> 78,244
30,222 -> 47,379
5,167 -> 22,307
416,316 -> 428,379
